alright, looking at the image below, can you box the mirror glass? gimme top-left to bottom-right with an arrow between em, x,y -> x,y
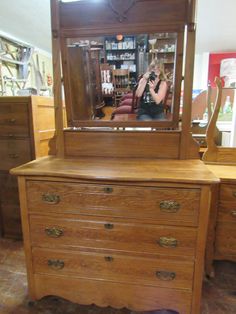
63,33 -> 178,125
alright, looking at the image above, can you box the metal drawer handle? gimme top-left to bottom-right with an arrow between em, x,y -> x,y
42,193 -> 60,205
156,271 -> 176,281
8,153 -> 19,159
157,237 -> 178,248
104,256 -> 114,262
7,118 -> 16,124
104,223 -> 114,229
47,259 -> 64,270
231,211 -> 236,217
159,200 -> 180,213
45,227 -> 64,238
104,187 -> 113,193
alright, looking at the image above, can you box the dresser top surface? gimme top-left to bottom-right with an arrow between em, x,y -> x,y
10,156 -> 219,185
206,164 -> 236,182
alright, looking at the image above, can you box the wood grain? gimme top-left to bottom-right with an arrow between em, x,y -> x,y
10,156 -> 219,185
34,274 -> 192,313
32,247 -> 194,290
30,214 -> 197,258
26,180 -> 200,226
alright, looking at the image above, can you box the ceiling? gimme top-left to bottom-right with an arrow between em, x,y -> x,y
0,0 -> 235,54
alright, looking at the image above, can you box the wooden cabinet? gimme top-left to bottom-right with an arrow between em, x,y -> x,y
206,165 -> 236,265
105,36 -> 137,81
65,46 -> 104,122
12,158 -> 217,313
0,96 -> 57,238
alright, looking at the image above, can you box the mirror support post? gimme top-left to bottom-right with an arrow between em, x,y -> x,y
51,0 -> 64,158
180,23 -> 197,159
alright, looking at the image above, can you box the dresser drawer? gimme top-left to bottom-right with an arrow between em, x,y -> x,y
34,274 -> 192,313
0,139 -> 32,170
0,103 -> 29,137
27,181 -> 200,226
30,215 -> 197,258
215,222 -> 236,257
219,184 -> 236,202
217,203 -> 236,222
32,248 -> 194,290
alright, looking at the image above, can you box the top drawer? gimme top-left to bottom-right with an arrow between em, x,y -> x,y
220,184 -> 236,203
0,103 -> 29,137
26,181 -> 200,226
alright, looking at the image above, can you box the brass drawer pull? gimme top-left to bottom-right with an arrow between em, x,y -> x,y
48,259 -> 64,270
42,193 -> 60,205
104,187 -> 113,193
104,223 -> 114,229
104,256 -> 113,262
45,227 -> 64,238
159,200 -> 180,213
231,211 -> 236,217
7,118 -> 16,124
157,237 -> 178,248
8,153 -> 19,159
156,271 -> 176,281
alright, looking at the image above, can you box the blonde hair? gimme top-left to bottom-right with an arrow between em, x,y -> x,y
148,59 -> 166,81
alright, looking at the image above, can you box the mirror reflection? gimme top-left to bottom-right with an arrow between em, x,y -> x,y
65,33 -> 177,122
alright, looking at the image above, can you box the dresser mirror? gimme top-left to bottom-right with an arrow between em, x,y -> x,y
61,31 -> 183,128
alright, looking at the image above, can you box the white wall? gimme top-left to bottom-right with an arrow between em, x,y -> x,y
193,0 -> 236,91
196,0 -> 236,54
193,53 -> 209,90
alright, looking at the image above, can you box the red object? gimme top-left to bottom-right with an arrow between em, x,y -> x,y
208,52 -> 236,87
118,98 -> 133,107
120,93 -> 133,101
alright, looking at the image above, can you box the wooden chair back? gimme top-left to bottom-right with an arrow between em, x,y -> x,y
112,69 -> 130,106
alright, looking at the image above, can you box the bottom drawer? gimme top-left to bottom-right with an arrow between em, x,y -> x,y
32,248 -> 194,290
33,273 -> 192,313
215,222 -> 236,257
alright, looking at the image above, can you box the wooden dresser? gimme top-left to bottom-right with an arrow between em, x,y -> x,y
206,165 -> 236,263
0,96 -> 56,238
10,1 -> 219,313
202,77 -> 236,274
11,157 -> 218,313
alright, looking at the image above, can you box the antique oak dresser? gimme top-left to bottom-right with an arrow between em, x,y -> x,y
11,1 -> 219,313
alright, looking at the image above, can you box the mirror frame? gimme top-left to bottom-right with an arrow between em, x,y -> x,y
54,0 -> 196,129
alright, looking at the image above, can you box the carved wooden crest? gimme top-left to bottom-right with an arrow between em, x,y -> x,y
108,0 -> 137,22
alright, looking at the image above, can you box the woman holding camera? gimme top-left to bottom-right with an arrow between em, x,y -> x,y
135,59 -> 168,120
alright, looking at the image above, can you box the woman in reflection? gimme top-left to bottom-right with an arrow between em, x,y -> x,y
136,59 -> 168,120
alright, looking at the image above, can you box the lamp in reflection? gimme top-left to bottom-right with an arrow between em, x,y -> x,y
148,38 -> 157,60
116,34 -> 123,41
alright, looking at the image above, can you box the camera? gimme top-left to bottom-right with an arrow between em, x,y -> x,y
149,71 -> 157,81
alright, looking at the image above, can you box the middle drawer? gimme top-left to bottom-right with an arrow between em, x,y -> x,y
30,215 -> 197,258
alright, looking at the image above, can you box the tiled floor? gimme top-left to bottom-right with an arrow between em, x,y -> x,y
0,238 -> 235,314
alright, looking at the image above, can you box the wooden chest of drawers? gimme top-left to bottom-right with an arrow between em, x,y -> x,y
11,157 -> 218,313
0,96 -> 57,238
205,165 -> 236,274
215,182 -> 236,260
